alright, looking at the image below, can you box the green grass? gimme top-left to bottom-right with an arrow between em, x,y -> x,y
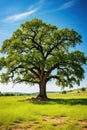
0,90 -> 87,130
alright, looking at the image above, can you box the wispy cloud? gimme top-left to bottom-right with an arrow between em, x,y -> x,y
37,0 -> 77,15
57,0 -> 76,11
28,0 -> 44,11
3,0 -> 44,22
2,0 -> 76,22
4,9 -> 38,22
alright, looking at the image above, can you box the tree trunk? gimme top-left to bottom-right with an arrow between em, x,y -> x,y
37,81 -> 48,101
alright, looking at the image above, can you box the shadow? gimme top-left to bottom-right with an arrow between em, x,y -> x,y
52,98 -> 87,105
29,98 -> 87,105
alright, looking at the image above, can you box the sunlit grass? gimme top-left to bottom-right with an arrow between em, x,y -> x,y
0,90 -> 87,130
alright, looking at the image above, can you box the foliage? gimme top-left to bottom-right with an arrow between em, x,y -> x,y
62,90 -> 67,94
0,18 -> 87,98
0,92 -> 15,96
3,93 -> 15,96
0,91 -> 2,96
81,87 -> 86,91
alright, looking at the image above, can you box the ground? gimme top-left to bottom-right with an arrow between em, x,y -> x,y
0,89 -> 87,130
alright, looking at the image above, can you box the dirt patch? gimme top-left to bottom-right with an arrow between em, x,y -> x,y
8,116 -> 69,130
78,120 -> 87,130
10,120 -> 42,130
42,116 -> 69,126
83,127 -> 87,130
11,125 -> 23,130
11,125 -> 33,130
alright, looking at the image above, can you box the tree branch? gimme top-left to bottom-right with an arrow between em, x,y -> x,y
30,29 -> 44,58
47,75 -> 61,82
10,65 -> 24,73
10,65 -> 40,78
46,64 -> 59,77
28,68 -> 40,78
45,43 -> 59,59
15,79 -> 39,84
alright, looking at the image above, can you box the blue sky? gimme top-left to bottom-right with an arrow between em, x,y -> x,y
0,0 -> 87,93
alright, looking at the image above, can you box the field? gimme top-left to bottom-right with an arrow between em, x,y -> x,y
0,90 -> 87,130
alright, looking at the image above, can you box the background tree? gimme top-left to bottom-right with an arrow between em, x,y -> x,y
0,19 -> 87,100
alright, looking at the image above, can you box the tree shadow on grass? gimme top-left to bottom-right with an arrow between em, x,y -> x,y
53,98 -> 87,105
29,98 -> 87,105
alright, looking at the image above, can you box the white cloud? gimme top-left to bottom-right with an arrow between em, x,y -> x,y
3,0 -> 44,22
57,0 -> 76,11
4,9 -> 38,22
38,0 -> 77,15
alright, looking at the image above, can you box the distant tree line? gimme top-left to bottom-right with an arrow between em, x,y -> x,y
0,92 -> 30,96
0,92 -> 15,96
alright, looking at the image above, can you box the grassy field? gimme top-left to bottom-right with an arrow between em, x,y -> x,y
0,90 -> 87,130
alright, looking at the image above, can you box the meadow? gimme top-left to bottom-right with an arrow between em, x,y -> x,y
0,89 -> 87,130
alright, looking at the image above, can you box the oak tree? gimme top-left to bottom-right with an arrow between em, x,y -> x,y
0,19 -> 87,100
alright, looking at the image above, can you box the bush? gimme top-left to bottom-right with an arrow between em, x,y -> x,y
81,87 -> 86,91
62,90 -> 67,94
77,90 -> 80,93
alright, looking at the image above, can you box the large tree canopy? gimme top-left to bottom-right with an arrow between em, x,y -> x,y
0,18 -> 87,100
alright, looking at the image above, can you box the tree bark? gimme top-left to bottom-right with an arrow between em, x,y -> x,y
37,80 -> 48,101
